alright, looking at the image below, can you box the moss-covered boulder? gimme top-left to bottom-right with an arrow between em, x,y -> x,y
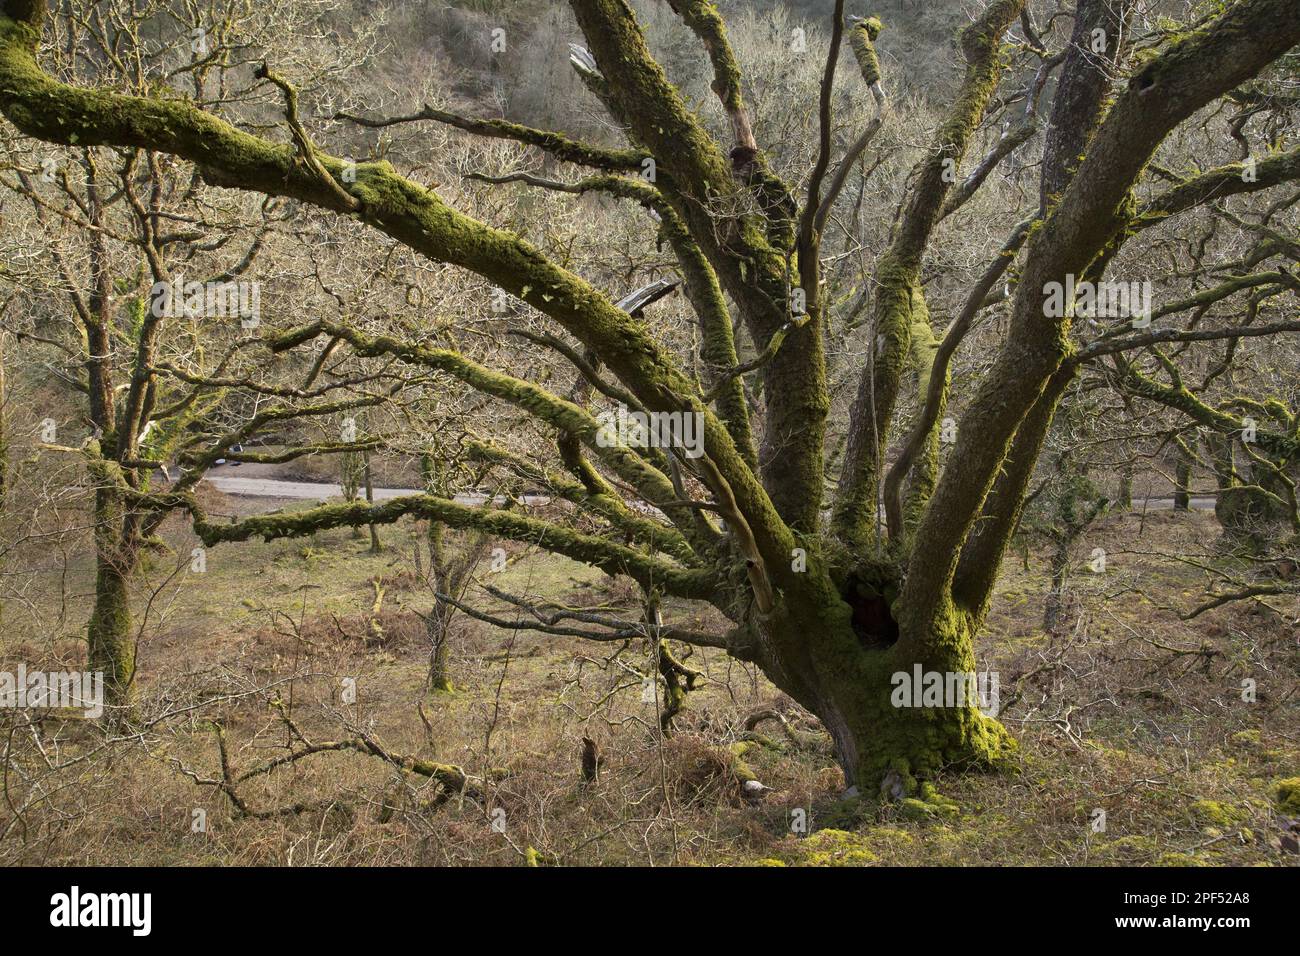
1273,777 -> 1300,814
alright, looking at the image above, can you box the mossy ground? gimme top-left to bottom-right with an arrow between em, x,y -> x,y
1,495 -> 1296,866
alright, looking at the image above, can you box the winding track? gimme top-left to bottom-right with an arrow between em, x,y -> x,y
200,470 -> 1216,513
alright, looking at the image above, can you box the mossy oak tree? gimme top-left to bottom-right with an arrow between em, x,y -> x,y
3,0 -> 1299,790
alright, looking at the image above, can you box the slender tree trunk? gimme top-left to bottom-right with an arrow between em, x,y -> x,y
364,451 -> 381,553
427,600 -> 454,693
1173,451 -> 1192,511
1114,462 -> 1132,511
78,158 -> 134,714
340,445 -> 364,538
426,502 -> 452,692
87,486 -> 135,712
423,521 -> 488,694
422,454 -> 456,692
1043,538 -> 1070,632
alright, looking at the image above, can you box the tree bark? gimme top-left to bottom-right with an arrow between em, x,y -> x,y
1173,446 -> 1193,511
86,486 -> 135,712
364,451 -> 382,553
745,573 -> 1011,791
426,600 -> 454,693
1043,542 -> 1069,633
1114,464 -> 1133,511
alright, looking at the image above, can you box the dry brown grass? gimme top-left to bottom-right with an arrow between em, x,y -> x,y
1,501 -> 1296,867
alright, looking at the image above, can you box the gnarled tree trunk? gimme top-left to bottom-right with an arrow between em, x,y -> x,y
749,589 -> 1010,791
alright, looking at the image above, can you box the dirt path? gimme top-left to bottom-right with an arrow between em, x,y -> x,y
201,469 -> 545,506
200,467 -> 1217,512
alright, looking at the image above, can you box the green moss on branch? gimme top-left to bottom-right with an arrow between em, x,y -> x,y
193,494 -> 720,599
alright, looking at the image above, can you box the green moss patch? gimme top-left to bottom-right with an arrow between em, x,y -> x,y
1273,777 -> 1300,814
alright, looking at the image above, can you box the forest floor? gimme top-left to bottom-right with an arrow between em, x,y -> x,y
1,485 -> 1297,866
